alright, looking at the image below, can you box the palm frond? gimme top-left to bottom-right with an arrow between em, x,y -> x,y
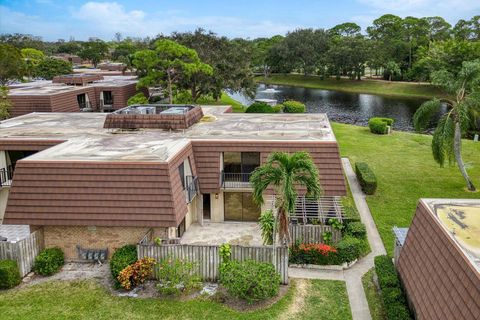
249,163 -> 282,206
413,99 -> 443,132
432,114 -> 455,167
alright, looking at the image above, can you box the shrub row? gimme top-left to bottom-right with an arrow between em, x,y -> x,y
245,100 -> 306,113
282,100 -> 305,113
345,221 -> 367,239
245,102 -> 275,113
368,117 -> 394,134
34,247 -> 64,276
219,259 -> 280,303
289,235 -> 368,265
374,256 -> 412,320
355,162 -> 377,195
0,260 -> 21,289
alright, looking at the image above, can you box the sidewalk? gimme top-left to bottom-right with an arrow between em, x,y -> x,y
289,158 -> 386,320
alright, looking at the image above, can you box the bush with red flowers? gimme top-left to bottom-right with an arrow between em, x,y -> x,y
117,257 -> 156,290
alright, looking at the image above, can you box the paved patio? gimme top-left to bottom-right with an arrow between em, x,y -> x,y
180,222 -> 263,246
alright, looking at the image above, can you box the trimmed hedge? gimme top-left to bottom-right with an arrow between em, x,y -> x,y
245,102 -> 274,113
282,100 -> 305,113
374,255 -> 412,320
272,104 -> 283,113
345,222 -> 367,239
34,247 -> 64,276
110,244 -> 137,281
355,162 -> 377,195
0,260 -> 21,289
219,260 -> 280,303
368,117 -> 394,134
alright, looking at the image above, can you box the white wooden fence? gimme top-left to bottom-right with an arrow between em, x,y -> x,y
137,244 -> 289,284
289,224 -> 342,244
0,230 -> 44,277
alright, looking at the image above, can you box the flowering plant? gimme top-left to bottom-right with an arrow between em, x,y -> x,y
117,257 -> 156,290
298,243 -> 337,256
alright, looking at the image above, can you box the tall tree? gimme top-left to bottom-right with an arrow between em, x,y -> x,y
133,39 -> 213,103
0,44 -> 25,85
21,48 -> 45,79
413,60 -> 480,191
282,28 -> 329,75
78,40 -> 109,67
453,16 -> 480,40
424,17 -> 452,41
171,29 -> 255,101
0,86 -> 11,120
329,22 -> 361,37
251,35 -> 284,78
34,57 -> 73,80
250,152 -> 322,244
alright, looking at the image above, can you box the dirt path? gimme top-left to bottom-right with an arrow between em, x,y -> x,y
279,279 -> 310,320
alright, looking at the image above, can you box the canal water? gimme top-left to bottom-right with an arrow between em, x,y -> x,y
228,84 -> 446,131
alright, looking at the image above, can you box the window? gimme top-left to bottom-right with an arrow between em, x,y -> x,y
103,91 -> 113,105
178,163 -> 185,189
223,152 -> 260,174
77,93 -> 87,109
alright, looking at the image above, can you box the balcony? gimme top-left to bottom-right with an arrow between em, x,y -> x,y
221,171 -> 253,189
185,175 -> 199,203
0,166 -> 13,188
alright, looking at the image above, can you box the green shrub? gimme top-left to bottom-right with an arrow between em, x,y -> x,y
374,255 -> 412,320
272,104 -> 283,113
245,102 -> 274,113
342,203 -> 361,223
345,222 -> 367,239
219,260 -> 280,303
127,92 -> 148,105
156,257 -> 201,295
355,162 -> 377,195
34,248 -> 64,276
336,235 -> 362,263
219,243 -> 232,263
110,244 -> 137,281
282,100 -> 305,113
0,260 -> 21,289
374,255 -> 400,288
368,117 -> 394,134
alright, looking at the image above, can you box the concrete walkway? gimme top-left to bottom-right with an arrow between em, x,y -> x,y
289,158 -> 386,320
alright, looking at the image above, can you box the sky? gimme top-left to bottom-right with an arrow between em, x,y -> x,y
0,0 -> 479,41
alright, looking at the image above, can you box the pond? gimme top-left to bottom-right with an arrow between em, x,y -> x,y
228,84 -> 446,131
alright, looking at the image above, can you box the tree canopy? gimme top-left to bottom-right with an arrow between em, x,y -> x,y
78,40 -> 109,67
0,44 -> 25,85
133,39 -> 213,103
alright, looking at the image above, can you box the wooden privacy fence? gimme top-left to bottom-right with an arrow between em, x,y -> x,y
0,230 -> 44,277
289,224 -> 342,244
137,244 -> 289,284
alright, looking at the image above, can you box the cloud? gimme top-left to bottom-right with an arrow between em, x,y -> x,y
0,6 -> 63,38
355,0 -> 480,22
71,1 -> 296,39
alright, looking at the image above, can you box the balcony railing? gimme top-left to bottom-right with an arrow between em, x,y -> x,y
0,165 -> 14,188
185,175 -> 199,203
221,171 -> 253,189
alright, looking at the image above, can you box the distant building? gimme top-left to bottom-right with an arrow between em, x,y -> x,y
395,199 -> 480,320
7,74 -> 140,117
52,53 -> 84,65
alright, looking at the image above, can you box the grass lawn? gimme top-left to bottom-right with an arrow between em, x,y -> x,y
362,268 -> 386,320
197,92 -> 246,113
256,74 -> 447,99
332,122 -> 480,254
0,279 -> 350,320
294,280 -> 352,320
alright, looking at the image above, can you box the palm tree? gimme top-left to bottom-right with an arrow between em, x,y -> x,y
250,152 -> 322,244
413,59 -> 480,191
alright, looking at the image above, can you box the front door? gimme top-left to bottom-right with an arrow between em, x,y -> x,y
224,192 -> 261,221
203,194 -> 211,220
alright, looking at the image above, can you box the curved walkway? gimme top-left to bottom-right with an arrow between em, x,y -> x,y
289,158 -> 386,320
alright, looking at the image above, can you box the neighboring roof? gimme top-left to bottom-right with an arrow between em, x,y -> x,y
421,198 -> 480,272
0,106 -> 336,163
7,76 -> 137,96
392,226 -> 409,246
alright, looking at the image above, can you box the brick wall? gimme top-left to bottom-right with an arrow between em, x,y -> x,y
41,226 -> 167,260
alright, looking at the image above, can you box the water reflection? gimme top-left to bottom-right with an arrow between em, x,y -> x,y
228,84 -> 446,131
